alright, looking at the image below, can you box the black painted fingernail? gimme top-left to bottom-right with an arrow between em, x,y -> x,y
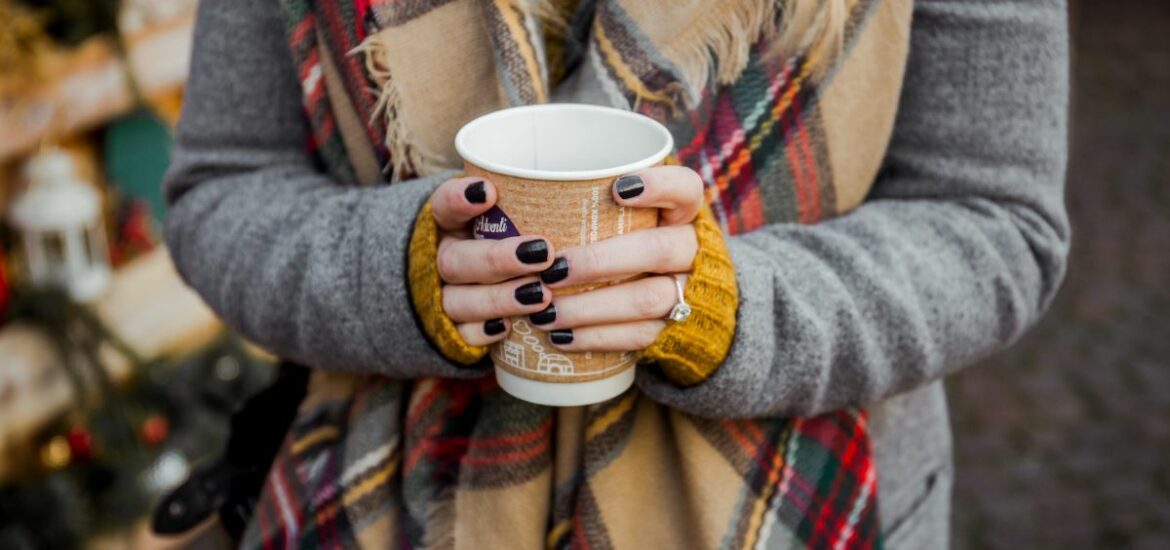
484,318 -> 506,335
464,181 -> 486,204
516,239 -> 549,264
514,282 -> 544,305
550,329 -> 574,345
540,257 -> 569,284
614,175 -> 644,200
529,304 -> 556,325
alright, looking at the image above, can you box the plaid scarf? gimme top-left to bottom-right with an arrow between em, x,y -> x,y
249,0 -> 913,547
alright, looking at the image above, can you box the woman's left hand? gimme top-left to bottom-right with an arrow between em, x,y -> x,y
531,165 -> 705,351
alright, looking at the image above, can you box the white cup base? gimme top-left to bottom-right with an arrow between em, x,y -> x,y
495,367 -> 635,407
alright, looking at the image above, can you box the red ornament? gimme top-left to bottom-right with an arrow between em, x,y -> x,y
67,425 -> 94,461
110,200 -> 157,266
140,414 -> 169,446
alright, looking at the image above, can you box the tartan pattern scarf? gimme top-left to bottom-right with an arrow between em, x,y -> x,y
247,0 -> 914,547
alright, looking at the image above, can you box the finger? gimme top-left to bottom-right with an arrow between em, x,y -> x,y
546,320 -> 666,352
431,177 -> 498,231
540,225 -> 697,288
438,235 -> 555,284
612,165 -> 705,226
456,318 -> 510,346
442,277 -> 551,323
527,276 -> 677,330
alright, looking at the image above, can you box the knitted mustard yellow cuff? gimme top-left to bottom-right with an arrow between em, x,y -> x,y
407,202 -> 488,366
638,207 -> 738,386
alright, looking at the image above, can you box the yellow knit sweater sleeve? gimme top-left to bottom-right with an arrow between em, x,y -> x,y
638,206 -> 738,386
407,202 -> 488,366
408,201 -> 737,378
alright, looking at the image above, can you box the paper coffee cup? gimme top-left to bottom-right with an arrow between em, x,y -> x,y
455,104 -> 673,406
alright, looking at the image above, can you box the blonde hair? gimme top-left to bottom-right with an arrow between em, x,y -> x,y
773,0 -> 848,76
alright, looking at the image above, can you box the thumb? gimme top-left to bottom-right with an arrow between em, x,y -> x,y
430,177 -> 498,231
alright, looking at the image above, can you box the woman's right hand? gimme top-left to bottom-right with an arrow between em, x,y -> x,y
429,177 -> 556,347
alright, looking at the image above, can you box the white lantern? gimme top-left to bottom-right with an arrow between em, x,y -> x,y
8,149 -> 111,302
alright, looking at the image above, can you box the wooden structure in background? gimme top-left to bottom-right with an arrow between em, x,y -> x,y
0,14 -> 194,163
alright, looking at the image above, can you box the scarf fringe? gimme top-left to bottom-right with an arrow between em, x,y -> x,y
662,0 -> 780,95
664,0 -> 845,99
352,33 -> 447,181
351,0 -> 843,179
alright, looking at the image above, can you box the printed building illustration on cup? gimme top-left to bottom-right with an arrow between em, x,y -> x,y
503,321 -> 576,375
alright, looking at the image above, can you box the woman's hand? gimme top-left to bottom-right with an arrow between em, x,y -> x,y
529,166 -> 705,352
428,177 -> 558,347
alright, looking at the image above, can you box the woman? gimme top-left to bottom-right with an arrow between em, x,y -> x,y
164,0 -> 1069,547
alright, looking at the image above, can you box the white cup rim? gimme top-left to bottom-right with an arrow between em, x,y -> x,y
455,104 -> 674,181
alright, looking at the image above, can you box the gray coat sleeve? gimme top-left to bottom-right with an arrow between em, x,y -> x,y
637,0 -> 1071,417
163,0 -> 481,377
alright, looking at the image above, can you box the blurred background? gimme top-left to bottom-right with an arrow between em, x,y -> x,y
0,1 -> 273,548
0,0 -> 1165,548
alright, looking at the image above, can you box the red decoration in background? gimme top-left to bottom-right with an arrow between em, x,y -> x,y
140,414 -> 169,446
67,425 -> 95,462
109,200 -> 157,266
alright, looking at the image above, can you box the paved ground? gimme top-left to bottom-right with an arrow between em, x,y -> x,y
947,1 -> 1170,548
